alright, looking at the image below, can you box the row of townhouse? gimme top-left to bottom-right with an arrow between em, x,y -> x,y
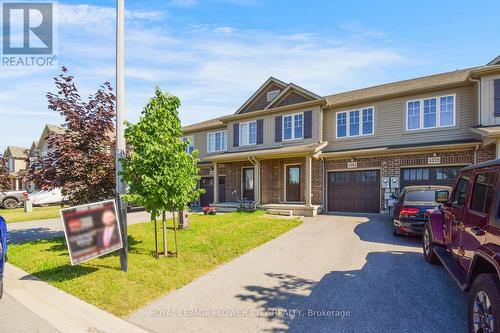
3,124 -> 64,191
182,56 -> 500,217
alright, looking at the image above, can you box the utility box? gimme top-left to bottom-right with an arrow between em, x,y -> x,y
390,177 -> 400,189
24,201 -> 33,213
178,211 -> 189,229
381,177 -> 390,189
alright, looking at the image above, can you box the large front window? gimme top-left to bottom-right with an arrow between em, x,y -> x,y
283,113 -> 303,141
207,131 -> 227,153
336,107 -> 374,138
407,94 -> 455,130
240,121 -> 256,146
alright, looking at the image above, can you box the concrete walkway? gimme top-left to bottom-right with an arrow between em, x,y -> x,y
2,263 -> 150,333
128,214 -> 466,333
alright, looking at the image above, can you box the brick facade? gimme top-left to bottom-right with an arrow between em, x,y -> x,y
198,144 -> 497,212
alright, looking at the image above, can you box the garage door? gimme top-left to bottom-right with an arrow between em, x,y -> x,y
199,177 -> 214,207
400,166 -> 464,188
328,170 -> 380,213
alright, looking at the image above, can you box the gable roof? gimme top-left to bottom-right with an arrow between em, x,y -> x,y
325,65 -> 500,107
264,83 -> 321,110
38,124 -> 65,147
234,77 -> 288,115
4,146 -> 28,158
488,55 -> 500,66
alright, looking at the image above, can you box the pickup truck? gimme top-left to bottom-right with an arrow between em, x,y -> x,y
424,159 -> 500,333
0,190 -> 29,209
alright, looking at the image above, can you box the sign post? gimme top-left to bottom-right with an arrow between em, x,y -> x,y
116,0 -> 128,272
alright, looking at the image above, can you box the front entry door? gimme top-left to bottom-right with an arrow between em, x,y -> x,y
286,165 -> 301,202
242,168 -> 255,201
199,177 -> 214,207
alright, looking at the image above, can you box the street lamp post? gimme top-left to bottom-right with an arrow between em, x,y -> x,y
116,0 -> 128,272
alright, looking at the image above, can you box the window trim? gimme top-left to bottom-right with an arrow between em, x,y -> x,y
335,107 -> 375,139
282,112 -> 304,141
239,121 -> 257,146
206,130 -> 227,153
406,94 -> 456,131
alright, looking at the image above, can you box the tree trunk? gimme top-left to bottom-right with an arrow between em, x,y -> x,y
162,210 -> 167,255
153,217 -> 158,259
173,211 -> 179,257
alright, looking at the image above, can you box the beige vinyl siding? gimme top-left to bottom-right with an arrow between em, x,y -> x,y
323,85 -> 479,151
227,105 -> 322,153
480,73 -> 500,126
187,127 -> 227,159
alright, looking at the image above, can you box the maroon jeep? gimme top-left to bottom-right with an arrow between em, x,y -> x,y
424,159 -> 500,332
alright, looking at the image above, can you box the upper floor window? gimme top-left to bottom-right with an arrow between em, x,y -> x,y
8,158 -> 14,172
240,121 -> 256,146
406,95 -> 455,131
207,131 -> 227,153
283,113 -> 303,141
336,107 -> 374,138
182,136 -> 194,154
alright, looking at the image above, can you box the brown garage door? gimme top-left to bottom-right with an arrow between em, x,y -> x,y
400,166 -> 464,189
328,170 -> 380,213
199,177 -> 214,207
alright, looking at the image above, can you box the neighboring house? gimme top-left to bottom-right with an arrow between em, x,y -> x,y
3,146 -> 28,190
37,124 -> 65,159
183,57 -> 500,216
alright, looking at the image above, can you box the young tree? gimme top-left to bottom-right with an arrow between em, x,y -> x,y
26,67 -> 116,205
121,88 -> 202,257
0,155 -> 11,191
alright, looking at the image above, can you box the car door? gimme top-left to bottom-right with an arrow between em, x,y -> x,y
459,170 -> 497,270
442,176 -> 470,256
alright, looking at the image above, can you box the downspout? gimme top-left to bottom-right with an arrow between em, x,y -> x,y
473,144 -> 479,164
248,156 -> 261,205
469,77 -> 481,126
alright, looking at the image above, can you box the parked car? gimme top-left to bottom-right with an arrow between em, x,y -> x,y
392,185 -> 452,236
0,190 -> 29,209
0,215 -> 7,299
29,188 -> 66,207
424,159 -> 500,332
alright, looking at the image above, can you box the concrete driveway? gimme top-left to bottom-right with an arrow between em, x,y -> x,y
128,214 -> 466,333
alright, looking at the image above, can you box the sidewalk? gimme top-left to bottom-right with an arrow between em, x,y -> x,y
3,263 -> 150,333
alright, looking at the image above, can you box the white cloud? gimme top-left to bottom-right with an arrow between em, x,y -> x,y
0,3 -> 408,151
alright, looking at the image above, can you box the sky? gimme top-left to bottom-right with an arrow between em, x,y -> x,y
0,0 -> 499,152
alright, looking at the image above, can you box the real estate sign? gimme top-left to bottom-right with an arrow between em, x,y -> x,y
60,200 -> 123,265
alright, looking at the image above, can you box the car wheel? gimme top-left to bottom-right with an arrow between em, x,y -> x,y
468,274 -> 500,333
2,198 -> 18,209
423,223 -> 439,264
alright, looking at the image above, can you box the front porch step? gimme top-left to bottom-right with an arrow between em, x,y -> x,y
266,209 -> 294,216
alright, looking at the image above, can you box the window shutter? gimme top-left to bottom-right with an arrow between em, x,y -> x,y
275,116 -> 282,142
233,123 -> 239,147
303,111 -> 313,138
494,79 -> 500,117
256,119 -> 264,144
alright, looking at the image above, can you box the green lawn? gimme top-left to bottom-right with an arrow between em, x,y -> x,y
8,211 -> 301,316
0,206 -> 63,223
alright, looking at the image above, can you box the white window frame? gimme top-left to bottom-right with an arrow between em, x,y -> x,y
239,121 -> 257,146
207,131 -> 227,153
282,112 -> 304,141
335,107 -> 375,138
182,136 -> 195,154
406,94 -> 456,131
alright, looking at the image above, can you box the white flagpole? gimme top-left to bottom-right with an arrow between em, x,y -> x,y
116,0 -> 128,272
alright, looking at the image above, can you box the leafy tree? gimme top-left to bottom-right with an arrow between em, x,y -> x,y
26,67 -> 116,205
0,155 -> 12,191
121,88 -> 202,257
